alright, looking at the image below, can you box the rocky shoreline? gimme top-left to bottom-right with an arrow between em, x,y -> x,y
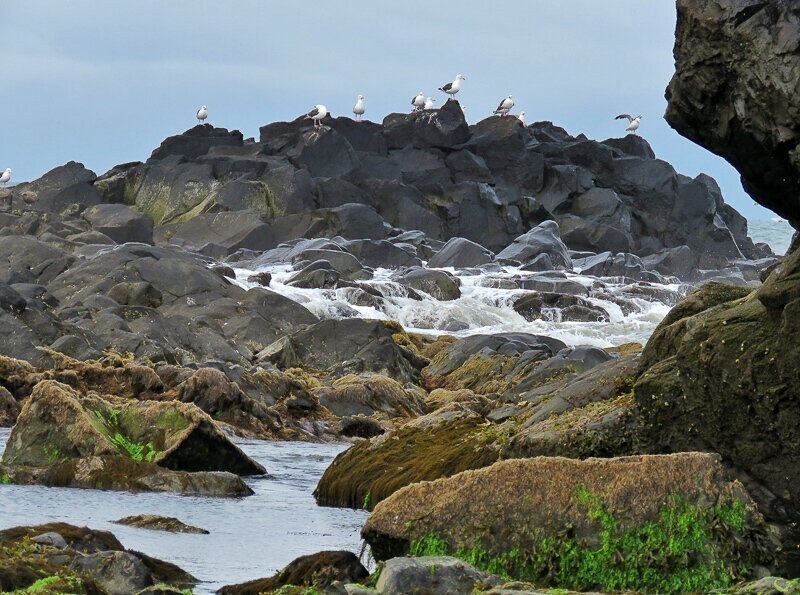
2,0 -> 800,592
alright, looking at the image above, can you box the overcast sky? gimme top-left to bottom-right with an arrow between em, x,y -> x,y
0,1 -> 775,219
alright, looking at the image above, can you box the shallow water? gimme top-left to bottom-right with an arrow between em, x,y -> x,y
0,428 -> 367,594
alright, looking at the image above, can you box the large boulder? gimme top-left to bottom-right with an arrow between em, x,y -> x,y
375,557 -> 501,594
665,0 -> 800,224
148,125 -> 244,161
83,203 -> 154,245
2,380 -> 265,479
259,319 -> 426,384
168,210 -> 272,257
392,267 -> 461,301
427,237 -> 494,268
10,162 -> 102,212
363,454 -> 777,592
635,258 -> 800,574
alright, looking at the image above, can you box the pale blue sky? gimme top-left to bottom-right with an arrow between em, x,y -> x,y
0,1 -> 774,218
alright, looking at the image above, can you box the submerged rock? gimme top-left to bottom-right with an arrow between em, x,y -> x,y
113,515 -> 209,534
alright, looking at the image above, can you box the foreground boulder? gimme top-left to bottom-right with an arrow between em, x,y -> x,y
217,550 -> 368,595
375,556 -> 501,594
1,380 -> 263,496
0,522 -> 196,594
635,258 -> 800,574
363,453 -> 777,593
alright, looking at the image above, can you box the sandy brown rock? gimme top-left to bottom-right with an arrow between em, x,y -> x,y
113,514 -> 209,534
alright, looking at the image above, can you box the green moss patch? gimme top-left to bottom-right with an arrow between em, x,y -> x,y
410,490 -> 767,594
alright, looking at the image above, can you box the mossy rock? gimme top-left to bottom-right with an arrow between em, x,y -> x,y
363,453 -> 779,593
2,380 -> 265,478
312,374 -> 426,419
314,409 -> 500,510
635,250 -> 800,573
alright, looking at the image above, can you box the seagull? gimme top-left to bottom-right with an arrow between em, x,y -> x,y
0,168 -> 11,186
196,105 -> 208,124
493,95 -> 514,116
411,92 -> 425,112
305,104 -> 328,128
424,97 -> 437,110
353,95 -> 365,120
615,114 -> 641,135
517,111 -> 526,125
438,74 -> 466,101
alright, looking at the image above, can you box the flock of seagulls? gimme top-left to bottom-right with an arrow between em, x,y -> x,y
189,72 -> 641,137
0,77 -> 643,194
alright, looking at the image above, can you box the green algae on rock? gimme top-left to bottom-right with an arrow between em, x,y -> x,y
362,453 -> 778,593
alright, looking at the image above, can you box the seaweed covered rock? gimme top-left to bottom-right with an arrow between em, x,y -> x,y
217,550 -> 368,595
1,380 -> 264,495
314,406 -> 499,510
0,522 -> 196,594
363,453 -> 778,593
312,374 -> 426,419
635,251 -> 800,573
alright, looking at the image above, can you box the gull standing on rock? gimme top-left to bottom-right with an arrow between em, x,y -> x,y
424,97 -> 437,110
353,95 -> 366,120
493,95 -> 514,116
305,104 -> 328,128
615,114 -> 641,135
0,168 -> 11,186
196,105 -> 208,124
411,92 -> 425,112
438,74 -> 466,101
517,111 -> 526,125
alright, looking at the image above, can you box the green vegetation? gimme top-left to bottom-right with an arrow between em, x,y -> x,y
42,445 -> 63,465
110,432 -> 159,462
0,473 -> 13,484
410,488 -> 758,594
362,490 -> 373,511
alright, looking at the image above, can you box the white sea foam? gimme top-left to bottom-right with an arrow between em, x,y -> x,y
232,263 -> 685,348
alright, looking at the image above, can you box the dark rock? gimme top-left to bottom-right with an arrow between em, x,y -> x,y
496,221 -> 572,269
11,162 -> 102,212
286,259 -> 340,289
247,271 -> 272,286
428,237 -> 494,268
217,550 -> 368,595
382,99 -> 470,150
285,127 -> 361,178
260,319 -> 425,384
513,292 -> 610,322
340,239 -> 422,268
392,267 -> 461,300
107,281 -> 163,308
340,415 -> 384,438
665,0 -> 800,223
149,125 -> 244,161
0,386 -> 20,426
169,211 -> 272,257
82,204 -> 154,245
602,135 -> 656,159
292,248 -> 369,280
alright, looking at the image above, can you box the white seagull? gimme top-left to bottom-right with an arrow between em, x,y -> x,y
411,91 -> 425,112
615,114 -> 641,135
0,168 -> 11,186
438,74 -> 466,101
424,97 -> 437,110
196,105 -> 208,124
353,95 -> 366,120
493,95 -> 514,116
305,104 -> 329,128
517,111 -> 526,125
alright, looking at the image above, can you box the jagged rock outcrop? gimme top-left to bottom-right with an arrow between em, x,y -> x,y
666,0 -> 800,226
